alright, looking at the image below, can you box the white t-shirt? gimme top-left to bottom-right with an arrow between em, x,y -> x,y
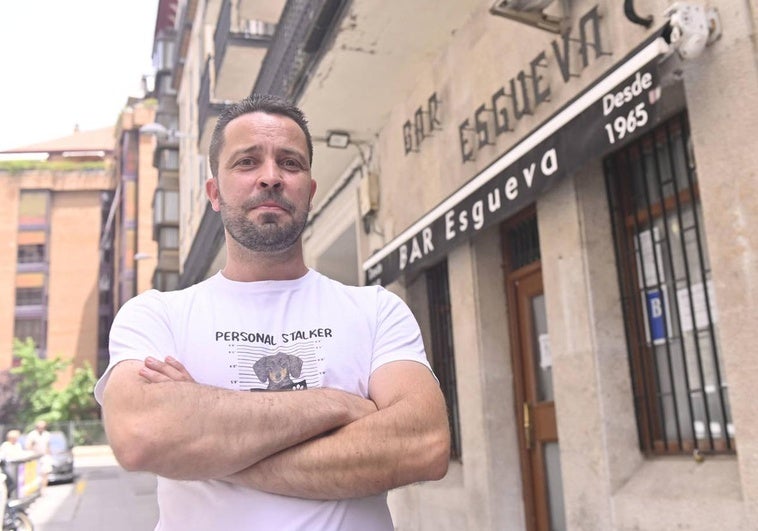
95,269 -> 432,531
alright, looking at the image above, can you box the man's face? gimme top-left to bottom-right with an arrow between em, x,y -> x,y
207,111 -> 316,253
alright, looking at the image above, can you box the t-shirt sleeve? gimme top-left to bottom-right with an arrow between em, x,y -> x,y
93,290 -> 176,404
370,288 -> 433,375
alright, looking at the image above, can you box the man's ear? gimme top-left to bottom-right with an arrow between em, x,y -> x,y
206,177 -> 221,212
309,178 -> 317,203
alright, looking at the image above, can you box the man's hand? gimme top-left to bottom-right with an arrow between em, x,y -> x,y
139,356 -> 196,383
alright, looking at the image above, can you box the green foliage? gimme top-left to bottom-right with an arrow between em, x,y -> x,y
7,338 -> 100,428
0,160 -> 106,172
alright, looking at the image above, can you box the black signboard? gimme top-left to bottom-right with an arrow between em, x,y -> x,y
364,35 -> 670,286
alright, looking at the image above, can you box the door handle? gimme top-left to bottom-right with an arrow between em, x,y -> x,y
523,402 -> 532,450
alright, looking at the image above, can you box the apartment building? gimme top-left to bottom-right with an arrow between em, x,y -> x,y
152,1 -> 758,529
0,128 -> 115,385
0,96 -> 164,383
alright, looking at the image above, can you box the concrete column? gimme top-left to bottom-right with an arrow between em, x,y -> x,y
680,5 -> 758,522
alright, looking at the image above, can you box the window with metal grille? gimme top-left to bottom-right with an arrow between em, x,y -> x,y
425,260 -> 462,460
506,212 -> 540,271
604,111 -> 731,455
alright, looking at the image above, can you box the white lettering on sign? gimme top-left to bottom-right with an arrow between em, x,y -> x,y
399,227 -> 435,271
602,70 -> 652,116
444,147 -> 559,241
650,296 -> 663,318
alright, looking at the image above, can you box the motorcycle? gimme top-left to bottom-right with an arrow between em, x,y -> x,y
0,458 -> 37,531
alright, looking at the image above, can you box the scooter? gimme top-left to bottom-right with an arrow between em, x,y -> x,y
0,459 -> 36,531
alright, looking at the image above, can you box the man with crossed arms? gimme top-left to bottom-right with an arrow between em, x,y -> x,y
95,94 -> 450,530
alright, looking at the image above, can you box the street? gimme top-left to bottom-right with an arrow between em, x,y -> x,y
26,446 -> 159,530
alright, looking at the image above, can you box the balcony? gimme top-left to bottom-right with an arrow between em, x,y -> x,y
214,0 -> 278,102
197,57 -> 225,148
152,188 -> 179,240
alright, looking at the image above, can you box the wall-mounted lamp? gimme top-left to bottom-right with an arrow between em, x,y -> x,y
139,122 -> 190,140
326,131 -> 351,149
134,252 -> 153,261
315,130 -> 370,166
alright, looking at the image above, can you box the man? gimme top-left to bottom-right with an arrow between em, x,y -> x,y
95,94 -> 450,530
24,420 -> 52,490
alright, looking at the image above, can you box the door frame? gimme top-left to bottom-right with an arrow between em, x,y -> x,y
501,206 -> 559,531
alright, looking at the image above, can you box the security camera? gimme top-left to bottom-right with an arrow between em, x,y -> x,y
663,2 -> 721,60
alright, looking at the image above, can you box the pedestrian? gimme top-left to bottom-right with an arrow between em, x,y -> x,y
24,420 -> 52,490
95,94 -> 451,530
0,430 -> 23,460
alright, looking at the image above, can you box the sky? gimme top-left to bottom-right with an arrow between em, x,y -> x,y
0,0 -> 159,151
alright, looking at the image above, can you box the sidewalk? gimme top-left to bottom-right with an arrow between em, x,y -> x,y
72,445 -> 119,468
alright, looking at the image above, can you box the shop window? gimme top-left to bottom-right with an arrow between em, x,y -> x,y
605,112 -> 731,455
425,260 -> 462,460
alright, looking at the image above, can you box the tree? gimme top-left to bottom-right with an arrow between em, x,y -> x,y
0,369 -> 22,425
7,338 -> 100,428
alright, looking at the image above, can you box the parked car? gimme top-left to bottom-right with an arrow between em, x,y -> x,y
46,431 -> 75,484
19,430 -> 75,485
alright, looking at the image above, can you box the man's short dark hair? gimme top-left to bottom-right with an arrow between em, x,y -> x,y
208,94 -> 313,178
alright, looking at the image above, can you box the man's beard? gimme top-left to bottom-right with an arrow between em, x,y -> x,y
219,190 -> 309,253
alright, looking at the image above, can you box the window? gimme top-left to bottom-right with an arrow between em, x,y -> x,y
17,244 -> 45,263
158,227 -> 179,249
154,270 -> 179,292
426,260 -> 462,460
154,189 -> 180,225
14,318 -> 46,351
15,288 -> 44,306
605,112 -> 731,455
18,191 -> 49,228
158,148 -> 179,171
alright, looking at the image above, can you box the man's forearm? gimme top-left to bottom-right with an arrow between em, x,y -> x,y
103,361 -> 376,480
224,381 -> 450,499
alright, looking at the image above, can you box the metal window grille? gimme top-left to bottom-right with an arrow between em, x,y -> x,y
426,260 -> 462,460
604,111 -> 732,455
506,213 -> 541,269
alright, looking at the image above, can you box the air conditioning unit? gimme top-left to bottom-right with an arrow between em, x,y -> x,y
490,0 -> 568,34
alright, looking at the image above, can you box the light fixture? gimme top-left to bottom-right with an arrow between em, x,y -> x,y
134,252 -> 153,261
326,131 -> 351,149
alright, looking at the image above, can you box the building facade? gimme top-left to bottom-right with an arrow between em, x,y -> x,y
0,128 -> 116,385
156,0 -> 758,529
0,97 -> 162,384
